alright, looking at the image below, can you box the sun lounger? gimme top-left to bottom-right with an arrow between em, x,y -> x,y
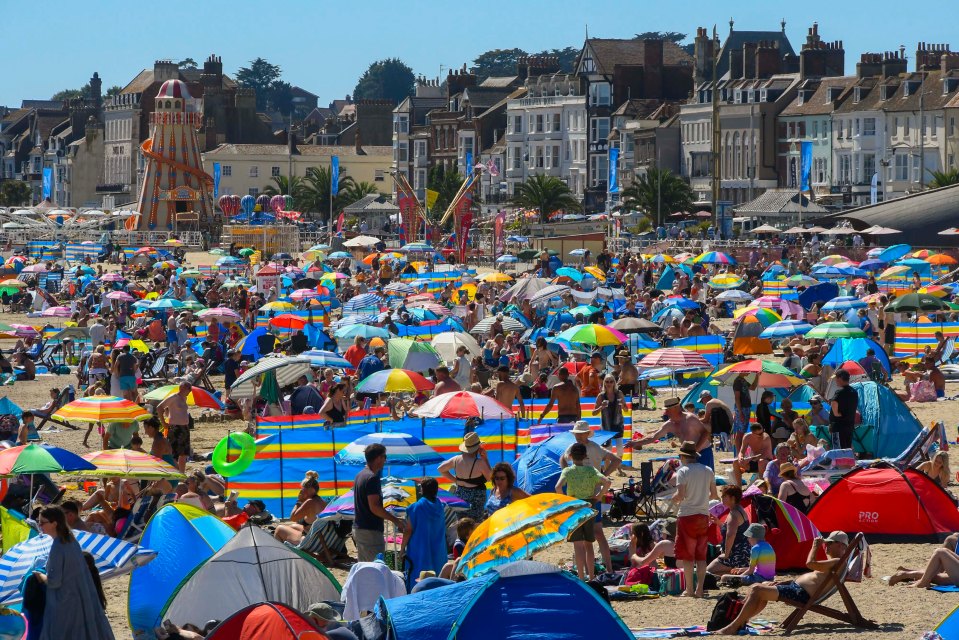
34,386 -> 78,432
779,532 -> 877,635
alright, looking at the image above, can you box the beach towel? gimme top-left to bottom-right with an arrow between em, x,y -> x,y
631,619 -> 776,637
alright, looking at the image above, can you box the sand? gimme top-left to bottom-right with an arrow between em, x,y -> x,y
2,250 -> 958,638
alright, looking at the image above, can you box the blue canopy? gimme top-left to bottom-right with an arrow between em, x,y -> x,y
851,381 -> 922,458
822,337 -> 891,374
0,397 -> 22,419
513,431 -> 617,495
377,561 -> 633,640
798,282 -> 839,311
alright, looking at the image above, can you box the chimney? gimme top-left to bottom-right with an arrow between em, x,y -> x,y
642,39 -> 665,98
742,42 -> 758,79
943,52 -> 959,73
89,72 -> 102,112
693,26 -> 716,85
916,42 -> 950,71
730,41 -> 744,80
355,125 -> 365,155
153,60 -> 178,82
755,40 -> 782,79
856,53 -> 883,79
799,23 -> 845,80
881,50 -> 907,78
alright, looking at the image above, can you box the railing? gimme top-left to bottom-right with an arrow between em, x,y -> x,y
0,228 -> 203,248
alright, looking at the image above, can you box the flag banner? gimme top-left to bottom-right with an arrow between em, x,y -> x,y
608,147 -> 619,194
330,156 -> 339,196
494,210 -> 506,253
425,189 -> 439,211
42,168 -> 53,200
457,194 -> 473,262
464,151 -> 473,186
800,141 -> 813,192
486,157 -> 500,177
213,162 -> 221,198
870,172 -> 879,205
336,211 -> 345,233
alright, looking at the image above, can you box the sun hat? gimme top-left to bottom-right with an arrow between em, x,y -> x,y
823,531 -> 849,545
779,461 -> 797,476
664,397 -> 681,408
306,602 -> 340,622
571,420 -> 592,435
459,431 -> 482,453
677,441 -> 700,459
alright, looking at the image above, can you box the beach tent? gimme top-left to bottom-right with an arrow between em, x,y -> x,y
797,282 -> 839,311
128,504 -> 236,638
822,338 -> 891,374
680,375 -> 787,410
206,602 -> 325,640
377,560 -> 633,640
807,465 -> 959,540
513,431 -> 617,495
848,381 -> 922,458
936,602 -> 959,639
743,494 -> 819,571
161,524 -> 340,629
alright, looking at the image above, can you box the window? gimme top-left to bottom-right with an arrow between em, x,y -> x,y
535,114 -> 544,133
248,187 -> 259,197
393,115 -> 409,134
950,117 -> 956,137
374,169 -> 385,182
893,116 -> 900,138
414,169 -> 426,189
589,82 -> 611,106
863,154 -> 876,181
534,146 -> 544,169
552,113 -> 561,132
836,120 -> 843,138
545,145 -> 553,168
512,115 -> 522,134
249,166 -> 258,178
590,155 -> 609,187
854,118 -> 860,136
812,121 -> 818,138
271,166 -> 281,177
528,114 -> 535,132
838,155 -> 852,184
221,165 -> 232,176
895,154 -> 908,181
863,118 -> 875,136
394,142 -> 408,162
590,117 -> 610,142
553,145 -> 560,167
414,140 -> 427,158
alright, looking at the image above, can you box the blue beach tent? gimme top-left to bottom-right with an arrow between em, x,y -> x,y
850,381 -> 923,458
513,431 -> 617,495
822,337 -> 891,374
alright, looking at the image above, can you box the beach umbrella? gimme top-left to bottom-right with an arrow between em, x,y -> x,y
469,315 -> 526,335
412,390 -> 514,419
20,264 -> 48,274
406,300 -> 452,316
384,282 -> 416,295
215,256 -> 245,267
143,385 -> 224,410
707,274 -> 746,289
0,279 -> 26,288
785,274 -> 820,287
300,350 -> 351,369
53,396 -> 150,424
556,324 -> 626,347
400,243 -> 433,253
356,368 -> 435,393
479,272 -> 514,283
342,235 -> 379,248
344,293 -> 382,313
288,288 -> 321,301
7,325 -> 39,339
40,306 -> 72,318
105,291 -> 135,302
746,296 -> 804,319
804,322 -> 866,340
237,248 -> 255,257
496,254 -> 519,264
884,293 -> 950,313
328,251 -> 352,260
149,298 -> 185,311
197,307 -> 241,323
637,347 -> 711,371
927,254 -> 958,266
497,277 -> 550,303
269,314 -> 307,330
319,272 -> 349,282
583,266 -> 606,281
878,244 -> 912,262
80,449 -> 184,479
822,296 -> 867,313
229,354 -> 314,400
608,317 -> 660,334
455,493 -> 595,579
0,531 -> 156,604
877,265 -> 912,280
153,261 -> 179,270
333,314 -> 377,329
645,254 -> 675,264
711,360 -> 804,388
856,259 -> 886,272
759,319 -> 814,339
431,332 -> 482,361
335,433 -> 443,467
259,301 -> 295,312
387,338 -> 441,372
652,305 -> 687,325
816,254 -> 848,267
528,284 -> 571,306
715,290 -> 753,303
319,482 -> 467,520
567,304 -> 600,317
334,323 -> 389,340
554,267 -> 583,282
918,285 -> 952,298
692,251 -> 736,265
733,307 -> 782,326
0,444 -> 96,476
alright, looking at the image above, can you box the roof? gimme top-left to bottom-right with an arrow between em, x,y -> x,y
612,98 -> 671,119
734,189 -> 828,216
204,143 -> 392,157
460,86 -> 517,110
121,69 -> 154,95
343,194 -> 398,214
829,183 -> 959,247
780,76 -> 857,116
476,87 -> 527,120
480,76 -> 519,88
717,29 -> 796,79
1,108 -> 31,126
583,38 -> 693,76
21,100 -> 64,110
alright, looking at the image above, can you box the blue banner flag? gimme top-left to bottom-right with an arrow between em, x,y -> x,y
212,162 -> 221,198
800,141 -> 813,192
41,168 -> 52,200
330,156 -> 339,196
608,147 -> 619,194
870,172 -> 879,205
464,151 -> 473,186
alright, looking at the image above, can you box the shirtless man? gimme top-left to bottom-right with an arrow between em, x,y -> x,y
490,365 -> 525,418
539,367 -> 581,423
925,357 -> 947,399
617,352 -> 639,398
433,366 -> 462,396
699,390 -> 734,443
157,381 -> 192,472
627,396 -> 714,469
719,532 -> 852,634
732,422 -> 774,485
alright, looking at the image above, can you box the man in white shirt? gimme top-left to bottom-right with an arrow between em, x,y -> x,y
88,319 -> 106,346
672,440 -> 718,598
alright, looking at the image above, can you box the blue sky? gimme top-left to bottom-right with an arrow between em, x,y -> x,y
4,0 -> 954,107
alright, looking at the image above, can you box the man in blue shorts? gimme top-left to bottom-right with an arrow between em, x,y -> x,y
112,345 -> 139,402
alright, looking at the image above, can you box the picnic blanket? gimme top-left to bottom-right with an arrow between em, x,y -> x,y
631,619 -> 776,638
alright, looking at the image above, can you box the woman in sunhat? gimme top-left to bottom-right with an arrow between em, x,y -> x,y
438,432 -> 492,520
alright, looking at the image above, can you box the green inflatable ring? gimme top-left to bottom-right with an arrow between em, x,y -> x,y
212,432 -> 256,477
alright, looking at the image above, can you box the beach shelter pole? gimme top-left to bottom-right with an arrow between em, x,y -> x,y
330,426 -> 339,497
278,420 -> 285,518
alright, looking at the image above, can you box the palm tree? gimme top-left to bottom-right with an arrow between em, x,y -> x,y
619,167 -> 693,227
340,181 -> 380,207
300,165 -> 356,222
262,175 -> 307,209
510,174 -> 581,224
928,169 -> 959,189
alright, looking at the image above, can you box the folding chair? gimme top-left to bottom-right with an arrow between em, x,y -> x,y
292,517 -> 351,567
779,532 -> 878,635
37,342 -> 62,371
634,459 -> 678,520
34,387 -> 78,432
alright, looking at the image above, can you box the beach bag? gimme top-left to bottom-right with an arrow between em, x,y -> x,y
706,591 -> 745,631
625,565 -> 659,592
910,380 -> 937,402
656,568 -> 685,595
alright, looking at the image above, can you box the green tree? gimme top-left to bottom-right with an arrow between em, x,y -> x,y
353,58 -> 415,104
427,165 -> 464,217
178,58 -> 198,69
51,84 -> 91,101
472,48 -> 528,79
531,46 -> 580,73
0,180 -> 32,206
262,175 -> 308,209
300,165 -> 356,222
634,31 -> 693,54
105,85 -> 122,97
341,181 -> 380,206
928,169 -> 959,189
236,57 -> 283,111
268,80 -> 294,116
510,174 -> 582,224
618,167 -> 693,227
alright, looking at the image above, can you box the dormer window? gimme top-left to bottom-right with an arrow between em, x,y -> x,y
826,86 -> 842,103
904,82 -> 914,97
853,87 -> 861,103
797,91 -> 805,105
760,89 -> 768,102
944,77 -> 959,95
734,90 -> 742,103
880,84 -> 892,101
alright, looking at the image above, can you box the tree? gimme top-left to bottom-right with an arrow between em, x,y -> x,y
300,165 -> 356,222
353,58 -> 415,104
618,167 -> 693,227
105,85 -> 122,97
51,83 -> 90,101
928,169 -> 959,189
268,80 -> 294,116
0,181 -> 32,206
236,58 -> 283,111
510,174 -> 582,224
531,46 -> 580,73
472,48 -> 528,79
634,31 -> 693,55
262,175 -> 308,210
427,165 -> 464,217
178,58 -> 198,69
340,181 -> 380,206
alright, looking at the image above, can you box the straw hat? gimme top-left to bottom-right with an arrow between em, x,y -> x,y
677,441 -> 700,459
779,461 -> 798,476
571,420 -> 592,434
664,397 -> 681,408
459,431 -> 482,453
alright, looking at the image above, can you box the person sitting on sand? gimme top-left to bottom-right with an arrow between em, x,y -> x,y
916,450 -> 951,489
732,423 -> 774,485
719,531 -> 851,635
707,485 -> 752,578
629,521 -> 676,568
273,471 -> 327,545
889,538 -> 959,587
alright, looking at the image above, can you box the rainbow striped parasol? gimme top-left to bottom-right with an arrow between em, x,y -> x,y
557,323 -> 627,347
355,368 -> 435,393
693,251 -> 737,265
80,449 -> 185,479
53,396 -> 151,424
142,385 -> 224,410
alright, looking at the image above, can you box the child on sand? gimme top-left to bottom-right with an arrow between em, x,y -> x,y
556,442 -> 611,580
720,523 -> 776,586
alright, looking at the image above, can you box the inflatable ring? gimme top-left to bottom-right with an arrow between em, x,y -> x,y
211,432 -> 256,477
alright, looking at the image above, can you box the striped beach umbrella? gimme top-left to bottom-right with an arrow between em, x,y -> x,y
707,274 -> 746,289
80,449 -> 184,479
40,306 -> 72,318
692,251 -> 736,265
785,274 -> 820,287
556,323 -> 627,347
918,285 -> 952,298
412,391 -> 514,419
99,272 -> 125,282
715,290 -> 753,303
197,307 -> 241,322
356,368 -> 435,393
105,291 -> 135,302
143,385 -> 224,410
0,444 -> 96,476
732,307 -> 782,326
822,296 -> 867,312
344,293 -> 382,313
759,319 -> 814,339
0,531 -> 156,604
805,322 -> 866,340
289,288 -> 322,301
334,433 -> 443,467
384,282 -> 416,295
259,301 -> 295,312
52,396 -> 151,424
319,481 -> 467,520
300,350 -> 351,369
334,323 -> 389,340
712,359 -> 804,388
637,347 -> 711,371
149,298 -> 185,311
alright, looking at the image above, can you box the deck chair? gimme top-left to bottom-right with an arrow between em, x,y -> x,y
34,386 -> 78,432
936,338 -> 956,367
120,493 -> 174,542
293,517 -> 351,567
37,342 -> 62,371
779,532 -> 878,635
886,423 -> 942,470
634,459 -> 678,520
193,359 -> 218,392
140,349 -> 171,386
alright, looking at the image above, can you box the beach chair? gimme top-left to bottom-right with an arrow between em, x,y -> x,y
37,342 -> 62,371
120,493 -> 174,542
34,387 -> 78,432
140,348 -> 172,386
779,532 -> 877,635
193,359 -> 218,392
293,517 -> 351,567
633,459 -> 679,521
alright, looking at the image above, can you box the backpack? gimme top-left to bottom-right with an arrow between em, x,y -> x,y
707,591 -> 745,631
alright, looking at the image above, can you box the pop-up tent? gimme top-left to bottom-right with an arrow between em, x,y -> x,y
513,431 -> 617,495
160,524 -> 341,629
937,601 -> 959,639
822,338 -> 891,375
206,602 -> 325,640
808,465 -> 959,540
744,494 -> 819,571
377,561 -> 632,640
848,381 -> 923,458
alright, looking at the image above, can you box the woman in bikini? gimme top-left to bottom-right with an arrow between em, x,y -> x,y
318,383 -> 350,428
82,477 -> 139,536
273,471 -> 327,545
438,432 -> 492,521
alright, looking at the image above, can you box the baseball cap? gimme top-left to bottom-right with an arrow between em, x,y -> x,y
744,523 -> 766,540
823,531 -> 849,545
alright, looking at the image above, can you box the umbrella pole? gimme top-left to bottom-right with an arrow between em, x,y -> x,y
330,426 -> 339,497
278,422 -> 285,518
